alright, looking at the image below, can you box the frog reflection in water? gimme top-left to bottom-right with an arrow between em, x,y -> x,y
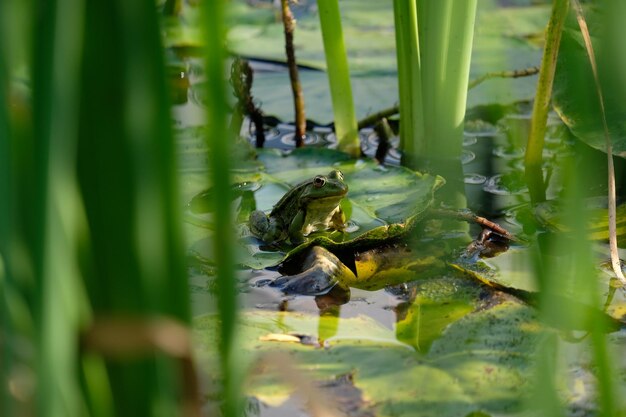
249,170 -> 348,245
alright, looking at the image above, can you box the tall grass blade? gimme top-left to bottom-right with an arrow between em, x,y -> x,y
570,0 -> 625,284
316,0 -> 359,157
569,1 -> 621,413
524,0 -> 569,203
31,0 -> 87,415
77,0 -> 190,415
0,18 -> 15,417
201,0 -> 241,416
414,0 -> 477,163
546,158 -> 616,415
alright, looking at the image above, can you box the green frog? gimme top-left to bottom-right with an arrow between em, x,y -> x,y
249,169 -> 348,245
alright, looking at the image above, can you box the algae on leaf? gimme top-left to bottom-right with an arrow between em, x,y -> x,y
194,292 -> 542,417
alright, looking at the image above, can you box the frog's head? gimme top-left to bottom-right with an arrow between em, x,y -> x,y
301,169 -> 348,202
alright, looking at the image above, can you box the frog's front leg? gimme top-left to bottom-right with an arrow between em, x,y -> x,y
249,210 -> 282,243
288,210 -> 306,245
330,207 -> 346,231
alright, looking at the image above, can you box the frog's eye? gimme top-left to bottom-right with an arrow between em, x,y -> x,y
313,176 -> 326,188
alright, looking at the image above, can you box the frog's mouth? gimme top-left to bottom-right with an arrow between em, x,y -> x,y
304,193 -> 346,205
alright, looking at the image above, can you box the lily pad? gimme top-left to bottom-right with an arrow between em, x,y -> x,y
552,8 -> 626,158
194,294 -> 542,417
257,148 -> 444,225
184,147 -> 443,270
239,148 -> 444,268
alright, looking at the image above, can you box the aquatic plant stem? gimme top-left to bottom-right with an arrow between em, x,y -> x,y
467,66 -> 540,89
281,0 -> 306,146
201,0 -> 241,416
0,20 -> 17,417
570,7 -> 623,409
570,0 -> 625,285
415,0 -> 477,163
393,0 -> 422,165
439,0 -> 477,159
316,0 -> 359,157
524,0 -> 569,204
32,0 -> 87,415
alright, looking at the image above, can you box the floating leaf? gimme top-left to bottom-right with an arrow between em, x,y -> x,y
553,9 -> 626,158
194,292 -> 542,417
234,148 -> 444,269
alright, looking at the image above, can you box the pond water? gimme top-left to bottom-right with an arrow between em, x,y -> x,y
175,83 -> 626,416
168,2 -> 626,416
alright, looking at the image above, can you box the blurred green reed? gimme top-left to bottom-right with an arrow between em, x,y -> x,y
2,0 -> 194,416
0,13 -> 14,417
529,2 -> 621,415
530,156 -> 619,416
32,0 -> 87,416
200,0 -> 242,416
2,1 -> 625,416
78,0 -> 190,415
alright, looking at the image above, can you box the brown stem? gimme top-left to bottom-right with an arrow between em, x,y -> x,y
430,208 -> 520,242
373,117 -> 393,164
281,0 -> 306,147
467,66 -> 540,90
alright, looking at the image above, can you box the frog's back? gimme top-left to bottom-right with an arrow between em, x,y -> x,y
269,181 -> 308,222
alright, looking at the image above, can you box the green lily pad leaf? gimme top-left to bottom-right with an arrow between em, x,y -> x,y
258,148 -> 444,224
552,9 -> 626,157
395,277 -> 480,352
454,247 -> 539,294
450,241 -> 626,333
194,294 -> 542,417
185,147 -> 443,270
534,199 -> 626,244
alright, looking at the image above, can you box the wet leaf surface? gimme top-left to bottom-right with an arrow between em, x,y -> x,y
552,7 -> 626,158
194,288 -> 542,417
183,147 -> 444,269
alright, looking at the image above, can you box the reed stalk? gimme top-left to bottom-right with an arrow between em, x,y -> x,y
201,0 -> 241,416
530,155 -> 617,416
316,0 -> 359,157
32,0 -> 86,415
524,0 -> 569,203
77,0 -> 191,415
0,24 -> 14,417
392,0 -> 422,165
414,0 -> 477,165
570,1 -> 620,412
